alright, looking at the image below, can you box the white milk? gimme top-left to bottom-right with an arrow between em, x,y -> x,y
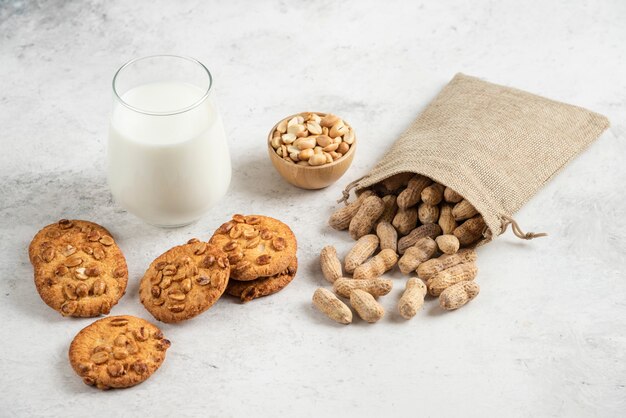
108,82 -> 231,226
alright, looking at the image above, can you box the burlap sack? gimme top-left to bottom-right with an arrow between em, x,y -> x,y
341,73 -> 610,243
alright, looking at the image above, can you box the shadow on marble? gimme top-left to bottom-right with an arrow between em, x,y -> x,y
229,151 -> 312,202
426,300 -> 448,317
301,301 -> 354,328
54,345 -> 90,394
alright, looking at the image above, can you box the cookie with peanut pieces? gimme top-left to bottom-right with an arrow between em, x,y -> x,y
28,219 -> 128,317
226,257 -> 297,303
69,315 -> 170,390
209,214 -> 297,281
139,239 -> 230,323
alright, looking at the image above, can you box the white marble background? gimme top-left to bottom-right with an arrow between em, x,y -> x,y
1,0 -> 625,417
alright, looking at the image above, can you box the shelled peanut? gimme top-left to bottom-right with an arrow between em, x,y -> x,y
270,113 -> 355,166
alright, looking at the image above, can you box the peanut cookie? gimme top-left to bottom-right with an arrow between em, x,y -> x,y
69,315 -> 170,390
209,214 -> 297,281
226,257 -> 298,303
29,219 -> 128,317
139,239 -> 230,323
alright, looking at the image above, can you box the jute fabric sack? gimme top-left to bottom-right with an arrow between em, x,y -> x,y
341,73 -> 609,243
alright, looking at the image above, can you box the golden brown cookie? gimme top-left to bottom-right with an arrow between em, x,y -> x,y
226,257 -> 298,303
139,239 -> 230,323
209,214 -> 297,281
69,315 -> 170,390
29,219 -> 128,317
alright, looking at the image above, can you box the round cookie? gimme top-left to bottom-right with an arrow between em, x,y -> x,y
139,239 -> 230,323
226,257 -> 298,303
28,219 -> 128,317
69,315 -> 170,390
209,214 -> 297,281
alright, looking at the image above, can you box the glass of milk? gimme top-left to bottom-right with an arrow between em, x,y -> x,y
108,55 -> 231,227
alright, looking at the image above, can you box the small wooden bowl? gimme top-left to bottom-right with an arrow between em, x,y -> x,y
267,112 -> 357,190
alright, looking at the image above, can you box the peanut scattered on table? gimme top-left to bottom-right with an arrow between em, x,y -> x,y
353,249 -> 398,280
398,278 -> 427,319
439,281 -> 480,310
417,249 -> 477,281
316,174 -> 488,324
320,245 -> 342,284
398,237 -> 437,274
333,277 -> 393,298
312,288 -> 352,324
344,234 -> 379,274
350,289 -> 385,323
427,262 -> 478,296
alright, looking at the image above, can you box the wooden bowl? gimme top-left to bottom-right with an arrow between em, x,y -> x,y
267,112 -> 357,190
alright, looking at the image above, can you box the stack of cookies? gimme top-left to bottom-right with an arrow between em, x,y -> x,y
28,214 -> 298,390
209,214 -> 298,303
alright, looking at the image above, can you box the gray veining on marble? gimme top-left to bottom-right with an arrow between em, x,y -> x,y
1,0 -> 625,417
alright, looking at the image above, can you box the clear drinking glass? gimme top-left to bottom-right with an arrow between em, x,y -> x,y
108,55 -> 231,227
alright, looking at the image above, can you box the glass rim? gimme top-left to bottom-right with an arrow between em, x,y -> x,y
112,54 -> 213,116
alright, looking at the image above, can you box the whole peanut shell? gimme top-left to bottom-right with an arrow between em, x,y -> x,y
438,204 -> 458,235
333,277 -> 393,298
344,234 -> 379,274
353,249 -> 398,280
328,190 -> 375,230
320,246 -> 342,283
350,289 -> 385,323
417,249 -> 477,281
398,237 -> 437,274
452,199 -> 478,221
397,175 -> 431,209
392,207 -> 418,236
435,234 -> 460,255
398,278 -> 427,319
376,221 -> 398,253
418,202 -> 440,224
421,183 -> 445,206
376,195 -> 398,226
349,196 -> 385,240
397,223 -> 442,254
453,215 -> 486,246
443,187 -> 463,203
439,281 -> 480,310
427,262 -> 478,296
312,288 -> 352,324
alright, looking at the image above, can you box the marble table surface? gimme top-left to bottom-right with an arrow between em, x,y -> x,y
1,0 -> 624,417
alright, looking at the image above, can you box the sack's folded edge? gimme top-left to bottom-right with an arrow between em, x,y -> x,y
339,73 -> 611,245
